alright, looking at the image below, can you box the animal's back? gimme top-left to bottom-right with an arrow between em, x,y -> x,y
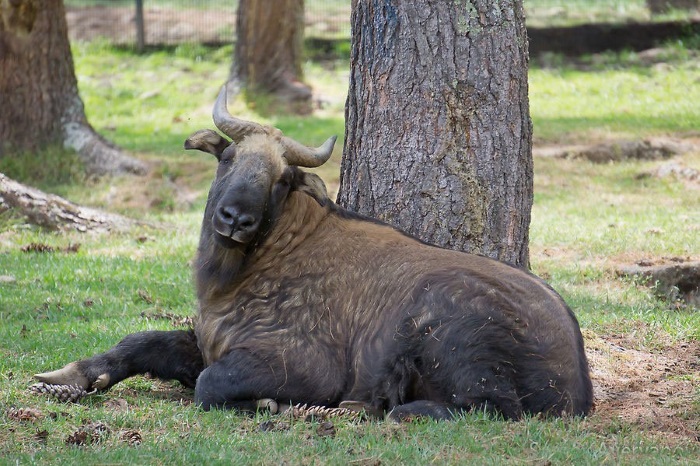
311,206 -> 593,417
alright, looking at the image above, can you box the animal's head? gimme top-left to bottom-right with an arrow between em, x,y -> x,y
185,85 -> 336,250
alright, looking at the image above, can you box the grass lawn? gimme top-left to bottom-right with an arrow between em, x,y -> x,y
1,39 -> 699,464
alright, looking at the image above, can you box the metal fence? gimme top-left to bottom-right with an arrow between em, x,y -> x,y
64,1 -> 699,48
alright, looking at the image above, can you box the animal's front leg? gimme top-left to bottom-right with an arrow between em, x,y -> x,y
195,348 -> 314,411
35,330 -> 204,391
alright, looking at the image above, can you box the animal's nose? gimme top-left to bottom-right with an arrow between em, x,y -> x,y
217,206 -> 256,231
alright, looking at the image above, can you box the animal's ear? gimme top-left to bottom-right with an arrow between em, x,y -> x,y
294,171 -> 329,204
184,129 -> 232,160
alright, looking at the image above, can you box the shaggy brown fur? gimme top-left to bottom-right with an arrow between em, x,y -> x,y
35,128 -> 593,421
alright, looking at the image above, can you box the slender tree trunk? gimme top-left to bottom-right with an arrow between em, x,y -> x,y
232,0 -> 312,113
0,0 -> 146,176
338,0 -> 532,267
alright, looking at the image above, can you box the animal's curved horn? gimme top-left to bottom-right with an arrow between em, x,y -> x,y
282,134 -> 337,168
212,82 -> 336,167
212,84 -> 265,142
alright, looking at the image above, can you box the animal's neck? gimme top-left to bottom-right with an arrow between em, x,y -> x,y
247,191 -> 329,269
194,236 -> 245,302
194,191 -> 328,302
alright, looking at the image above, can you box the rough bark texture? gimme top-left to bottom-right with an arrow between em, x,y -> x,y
0,173 -> 146,233
0,0 -> 147,175
232,0 -> 312,113
338,0 -> 532,267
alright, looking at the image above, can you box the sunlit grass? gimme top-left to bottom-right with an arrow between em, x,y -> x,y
529,48 -> 700,143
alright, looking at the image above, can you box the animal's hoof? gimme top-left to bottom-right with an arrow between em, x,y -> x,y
256,398 -> 279,414
34,362 -> 109,391
34,362 -> 91,389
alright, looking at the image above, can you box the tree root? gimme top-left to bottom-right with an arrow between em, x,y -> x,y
63,122 -> 149,176
0,173 -> 152,233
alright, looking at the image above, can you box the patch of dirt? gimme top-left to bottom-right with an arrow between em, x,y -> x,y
585,328 -> 700,443
65,6 -> 237,45
64,6 -> 700,57
534,137 -> 699,163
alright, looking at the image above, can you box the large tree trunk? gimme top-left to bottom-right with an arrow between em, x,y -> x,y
232,0 -> 312,113
0,0 -> 146,176
337,1 -> 532,267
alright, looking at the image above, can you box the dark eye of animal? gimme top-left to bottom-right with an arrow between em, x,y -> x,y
34,84 -> 593,423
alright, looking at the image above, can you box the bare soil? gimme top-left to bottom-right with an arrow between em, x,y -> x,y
584,329 -> 699,443
66,6 -> 237,45
65,6 -> 700,54
64,6 -> 700,445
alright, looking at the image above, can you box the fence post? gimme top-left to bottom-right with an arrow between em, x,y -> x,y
135,0 -> 145,52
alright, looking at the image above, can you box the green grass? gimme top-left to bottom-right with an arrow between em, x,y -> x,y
1,40 -> 699,463
2,410 -> 697,464
530,47 -> 700,143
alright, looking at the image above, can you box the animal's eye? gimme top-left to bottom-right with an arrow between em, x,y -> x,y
277,169 -> 293,187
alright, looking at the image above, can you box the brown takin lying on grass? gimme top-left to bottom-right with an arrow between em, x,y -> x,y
36,85 -> 594,421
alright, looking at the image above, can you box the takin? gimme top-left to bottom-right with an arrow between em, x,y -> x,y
35,86 -> 594,421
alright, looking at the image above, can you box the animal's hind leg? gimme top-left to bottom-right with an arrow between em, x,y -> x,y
35,330 -> 204,391
386,394 -> 521,422
387,400 -> 456,422
448,370 -> 524,420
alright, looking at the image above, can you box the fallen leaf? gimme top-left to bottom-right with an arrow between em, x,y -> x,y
316,421 -> 336,438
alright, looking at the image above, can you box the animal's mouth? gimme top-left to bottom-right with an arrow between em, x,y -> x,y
213,231 -> 242,248
213,225 -> 257,248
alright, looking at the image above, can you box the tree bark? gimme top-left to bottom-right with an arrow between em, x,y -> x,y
338,0 -> 532,267
0,0 -> 147,176
232,0 -> 312,113
0,173 -> 147,233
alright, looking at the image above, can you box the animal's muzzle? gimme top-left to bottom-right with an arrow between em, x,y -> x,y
213,205 -> 259,244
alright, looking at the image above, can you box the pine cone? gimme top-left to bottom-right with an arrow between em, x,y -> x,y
65,421 -> 110,446
65,430 -> 91,446
120,429 -> 143,446
6,407 -> 43,422
29,382 -> 90,403
288,403 -> 364,422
